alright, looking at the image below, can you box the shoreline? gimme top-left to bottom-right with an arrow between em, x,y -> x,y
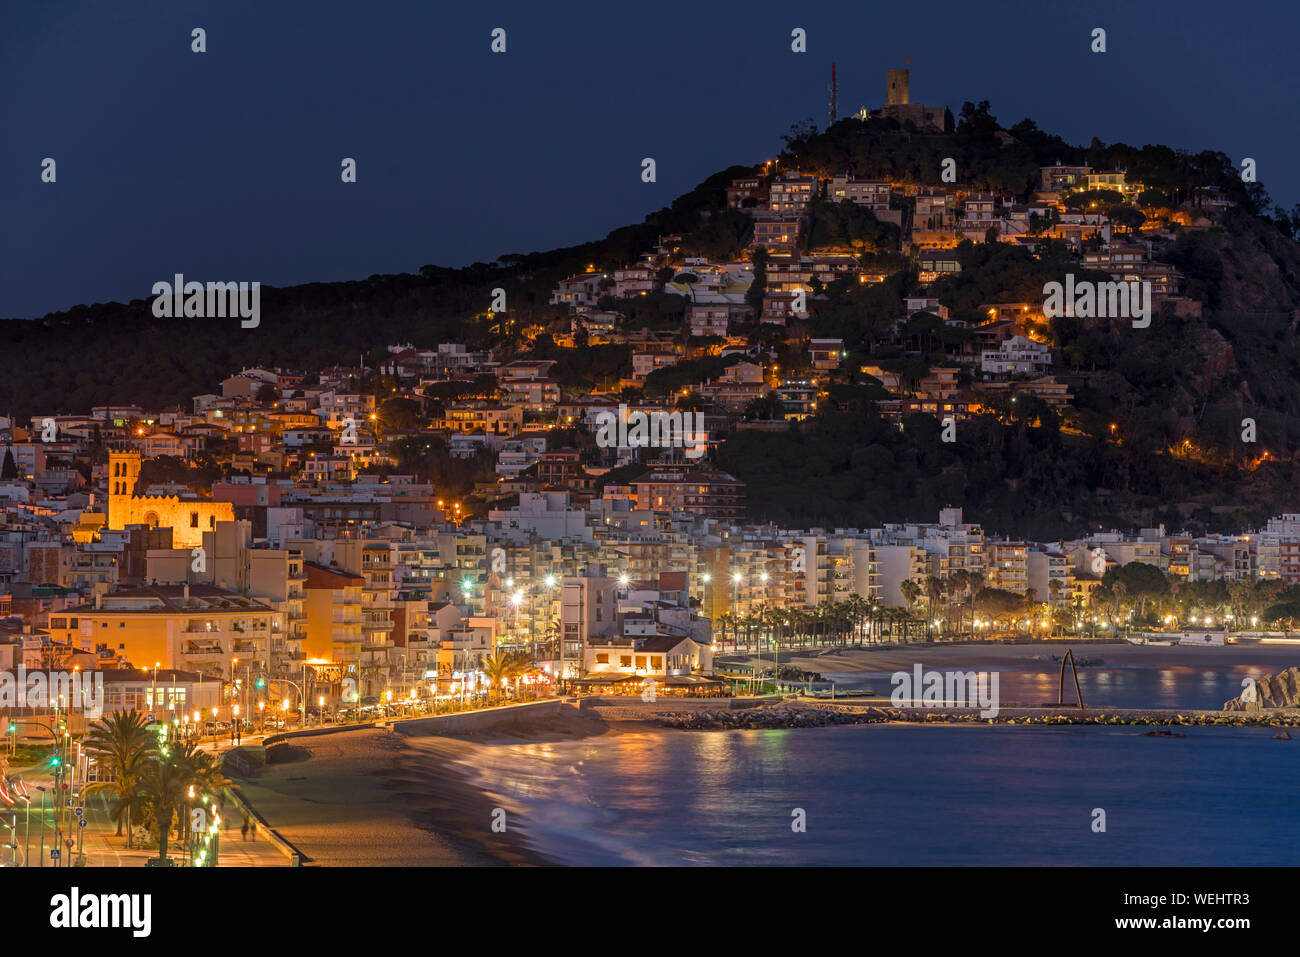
649,699 -> 1300,730
232,644 -> 1300,865
723,640 -> 1300,675
232,709 -> 631,866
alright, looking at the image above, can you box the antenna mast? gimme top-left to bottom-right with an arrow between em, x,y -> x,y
828,62 -> 839,125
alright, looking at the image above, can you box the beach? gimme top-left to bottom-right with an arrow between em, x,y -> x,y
232,709 -> 630,866
231,642 -> 1300,866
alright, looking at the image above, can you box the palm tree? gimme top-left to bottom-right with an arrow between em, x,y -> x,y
479,653 -> 518,702
842,595 -> 866,646
1048,578 -> 1063,612
899,580 -> 922,620
717,612 -> 735,648
810,601 -> 830,646
864,596 -> 882,643
923,576 -> 944,636
171,741 -> 231,852
1111,581 -> 1128,623
138,745 -> 191,863
507,651 -> 533,694
946,570 -> 968,634
964,571 -> 985,638
84,710 -> 152,848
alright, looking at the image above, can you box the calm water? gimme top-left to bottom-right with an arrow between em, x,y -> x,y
825,662 -> 1271,710
458,724 -> 1300,866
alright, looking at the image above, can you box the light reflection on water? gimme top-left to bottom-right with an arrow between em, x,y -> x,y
830,663 -> 1273,710
454,723 -> 1300,866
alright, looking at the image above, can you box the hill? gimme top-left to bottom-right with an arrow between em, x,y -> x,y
5,104 -> 1300,538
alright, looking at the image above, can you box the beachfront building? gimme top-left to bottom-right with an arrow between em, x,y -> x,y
301,562 -> 365,673
577,634 -> 720,696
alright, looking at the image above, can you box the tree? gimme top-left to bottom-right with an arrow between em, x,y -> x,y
171,741 -> 231,852
254,383 -> 279,404
899,579 -> 922,614
923,576 -> 944,631
1103,563 -> 1168,619
1107,205 -> 1146,233
379,396 -> 423,431
745,247 -> 769,314
973,587 -> 1026,626
84,710 -> 153,846
480,652 -> 527,701
742,392 -> 784,421
0,448 -> 15,480
137,744 -> 191,863
1048,578 -> 1064,607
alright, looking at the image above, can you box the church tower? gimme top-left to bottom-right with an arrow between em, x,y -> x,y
107,448 -> 142,530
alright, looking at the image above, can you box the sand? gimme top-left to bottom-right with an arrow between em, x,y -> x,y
235,642 -> 1300,865
234,711 -> 620,866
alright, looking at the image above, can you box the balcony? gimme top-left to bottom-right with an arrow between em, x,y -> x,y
181,643 -> 223,657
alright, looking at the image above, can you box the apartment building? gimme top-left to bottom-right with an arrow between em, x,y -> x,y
828,174 -> 891,211
768,172 -> 819,213
47,584 -> 275,680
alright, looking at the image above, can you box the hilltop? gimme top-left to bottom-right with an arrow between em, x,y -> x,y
4,100 -> 1300,539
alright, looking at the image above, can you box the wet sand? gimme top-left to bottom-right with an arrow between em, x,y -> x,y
234,710 -> 624,866
234,642 -> 1300,865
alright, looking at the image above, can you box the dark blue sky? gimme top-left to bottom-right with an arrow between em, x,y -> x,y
3,0 -> 1297,319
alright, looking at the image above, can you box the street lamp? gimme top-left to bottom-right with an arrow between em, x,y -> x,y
147,662 -> 161,718
730,573 -> 742,649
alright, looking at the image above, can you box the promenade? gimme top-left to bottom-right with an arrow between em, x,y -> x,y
6,733 -> 291,868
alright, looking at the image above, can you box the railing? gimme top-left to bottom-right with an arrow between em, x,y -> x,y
182,645 -> 223,656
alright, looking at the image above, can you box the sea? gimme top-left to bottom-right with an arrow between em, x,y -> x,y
449,660 -> 1300,865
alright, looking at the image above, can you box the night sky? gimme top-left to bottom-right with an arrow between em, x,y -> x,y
3,0 -> 1297,319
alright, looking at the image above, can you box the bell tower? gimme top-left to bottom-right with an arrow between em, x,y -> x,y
107,448 -> 142,530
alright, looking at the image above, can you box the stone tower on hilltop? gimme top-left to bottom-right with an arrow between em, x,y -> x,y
887,68 -> 909,106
